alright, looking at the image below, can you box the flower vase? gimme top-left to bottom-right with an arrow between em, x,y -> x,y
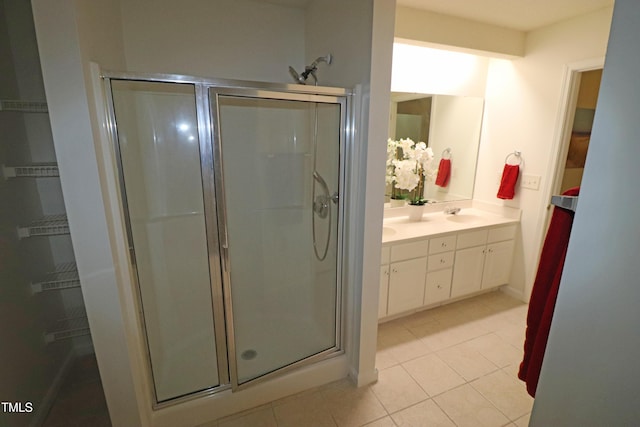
408,204 -> 424,222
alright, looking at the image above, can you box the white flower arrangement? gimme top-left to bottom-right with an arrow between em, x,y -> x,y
386,138 -> 436,205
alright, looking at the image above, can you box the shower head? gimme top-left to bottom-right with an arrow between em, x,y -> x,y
288,54 -> 333,85
289,66 -> 304,84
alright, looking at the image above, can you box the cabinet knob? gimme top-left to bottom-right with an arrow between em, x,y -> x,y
437,284 -> 442,289
392,268 -> 398,273
440,258 -> 445,264
441,242 -> 447,248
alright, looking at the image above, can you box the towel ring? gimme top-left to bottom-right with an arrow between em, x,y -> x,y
505,151 -> 522,165
442,148 -> 451,159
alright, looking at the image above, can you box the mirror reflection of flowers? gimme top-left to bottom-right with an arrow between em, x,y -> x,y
387,138 -> 436,205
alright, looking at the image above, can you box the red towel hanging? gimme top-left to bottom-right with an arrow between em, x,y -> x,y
435,158 -> 451,187
518,186 -> 580,397
497,164 -> 519,199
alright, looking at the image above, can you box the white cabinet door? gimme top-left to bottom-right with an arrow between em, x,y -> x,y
379,265 -> 389,319
387,258 -> 427,315
425,268 -> 453,305
482,240 -> 515,289
451,245 -> 485,298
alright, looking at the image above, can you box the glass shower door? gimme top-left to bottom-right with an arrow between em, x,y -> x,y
109,80 -> 225,402
213,91 -> 344,387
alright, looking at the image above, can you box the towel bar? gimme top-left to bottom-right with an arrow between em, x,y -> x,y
551,195 -> 578,212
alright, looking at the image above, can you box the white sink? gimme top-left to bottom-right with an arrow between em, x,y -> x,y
446,214 -> 484,224
382,226 -> 396,238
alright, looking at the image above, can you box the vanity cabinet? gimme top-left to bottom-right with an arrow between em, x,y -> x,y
379,222 -> 517,320
379,241 -> 429,318
451,225 -> 516,298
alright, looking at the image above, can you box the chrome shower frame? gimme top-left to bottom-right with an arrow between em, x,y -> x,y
102,70 -> 352,405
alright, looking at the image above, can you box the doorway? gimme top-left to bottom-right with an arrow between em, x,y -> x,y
557,69 -> 603,193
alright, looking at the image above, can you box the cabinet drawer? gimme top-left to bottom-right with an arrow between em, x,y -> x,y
381,246 -> 391,265
429,235 -> 457,254
456,229 -> 489,249
390,240 -> 429,262
427,251 -> 454,271
488,224 -> 517,243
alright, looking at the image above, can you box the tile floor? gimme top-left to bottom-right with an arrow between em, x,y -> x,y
210,290 -> 533,427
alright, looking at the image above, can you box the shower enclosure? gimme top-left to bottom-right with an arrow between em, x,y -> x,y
104,74 -> 347,403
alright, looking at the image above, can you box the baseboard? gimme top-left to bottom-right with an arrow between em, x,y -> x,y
348,367 -> 378,387
29,348 -> 76,427
500,285 -> 527,302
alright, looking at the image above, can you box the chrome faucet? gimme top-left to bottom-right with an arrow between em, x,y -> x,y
444,206 -> 461,215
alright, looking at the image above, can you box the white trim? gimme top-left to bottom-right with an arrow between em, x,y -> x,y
527,56 -> 605,301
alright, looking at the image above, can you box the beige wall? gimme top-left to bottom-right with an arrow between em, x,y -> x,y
395,6 -> 525,58
474,7 -> 613,299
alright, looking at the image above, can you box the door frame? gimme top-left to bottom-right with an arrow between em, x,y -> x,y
209,87 -> 349,391
530,57 -> 604,300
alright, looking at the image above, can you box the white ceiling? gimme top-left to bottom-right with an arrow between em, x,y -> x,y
396,0 -> 614,31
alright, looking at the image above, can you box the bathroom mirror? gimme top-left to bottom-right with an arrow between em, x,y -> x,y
386,92 -> 484,205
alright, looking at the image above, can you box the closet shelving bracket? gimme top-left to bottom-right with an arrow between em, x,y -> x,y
2,163 -> 59,179
17,215 -> 70,239
44,308 -> 90,344
31,263 -> 80,294
0,99 -> 48,113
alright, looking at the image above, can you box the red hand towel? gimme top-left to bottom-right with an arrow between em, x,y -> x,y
435,158 -> 451,187
518,186 -> 580,397
497,164 -> 519,199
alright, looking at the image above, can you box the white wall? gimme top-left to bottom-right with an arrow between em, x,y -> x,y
33,0 -> 395,425
0,2 -> 71,426
31,1 -> 146,426
532,0 -> 640,423
474,6 -> 613,299
305,0 -> 395,388
120,0 -> 305,82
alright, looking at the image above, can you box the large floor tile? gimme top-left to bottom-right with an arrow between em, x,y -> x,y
378,325 -> 433,363
391,399 -> 455,427
218,405 -> 277,427
433,384 -> 510,427
466,333 -> 523,368
402,353 -> 465,397
272,390 -> 336,427
436,342 -> 499,381
371,365 -> 428,413
471,370 -> 534,421
321,380 -> 388,427
363,416 -> 397,427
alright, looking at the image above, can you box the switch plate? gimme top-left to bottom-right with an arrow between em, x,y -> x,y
521,174 -> 541,190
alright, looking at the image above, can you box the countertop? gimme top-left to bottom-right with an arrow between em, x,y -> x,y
382,207 -> 520,245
